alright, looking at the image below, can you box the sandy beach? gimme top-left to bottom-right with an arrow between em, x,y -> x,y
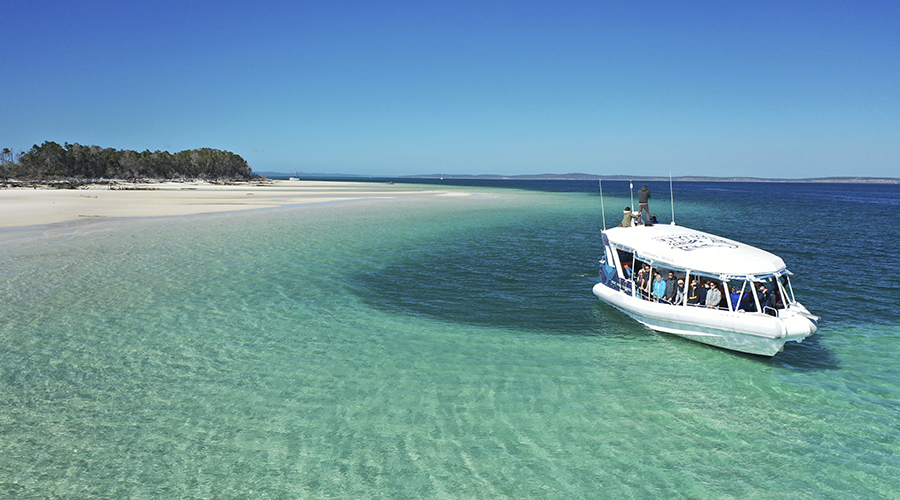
0,180 -> 472,230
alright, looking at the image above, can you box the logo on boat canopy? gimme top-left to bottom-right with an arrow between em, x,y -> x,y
654,233 -> 738,252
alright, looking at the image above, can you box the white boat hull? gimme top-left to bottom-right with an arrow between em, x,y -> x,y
592,282 -> 817,356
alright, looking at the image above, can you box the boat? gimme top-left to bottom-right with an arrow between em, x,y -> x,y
593,223 -> 818,356
289,169 -> 300,181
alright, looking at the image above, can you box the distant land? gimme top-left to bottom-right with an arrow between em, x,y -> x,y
259,172 -> 900,184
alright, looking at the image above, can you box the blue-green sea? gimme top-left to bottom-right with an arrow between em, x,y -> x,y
1,180 -> 898,499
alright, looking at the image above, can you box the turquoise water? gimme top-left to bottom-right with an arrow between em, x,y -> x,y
1,183 -> 899,498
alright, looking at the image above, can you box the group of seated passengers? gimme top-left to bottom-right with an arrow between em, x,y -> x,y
624,262 -> 778,310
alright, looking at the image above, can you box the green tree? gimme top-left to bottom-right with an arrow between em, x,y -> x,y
10,142 -> 254,181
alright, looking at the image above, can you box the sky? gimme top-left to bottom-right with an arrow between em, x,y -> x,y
2,0 -> 898,178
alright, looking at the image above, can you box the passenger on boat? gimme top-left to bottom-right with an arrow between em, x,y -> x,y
664,271 -> 678,302
644,269 -> 658,300
636,185 -> 651,223
673,279 -> 685,305
705,281 -> 723,309
687,280 -> 702,305
696,280 -> 708,305
622,262 -> 632,279
771,279 -> 786,308
620,207 -> 641,227
729,287 -> 744,311
635,265 -> 650,297
757,283 -> 773,310
740,289 -> 756,312
653,274 -> 667,302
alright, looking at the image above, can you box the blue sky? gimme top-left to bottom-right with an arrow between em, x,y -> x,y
2,0 -> 898,178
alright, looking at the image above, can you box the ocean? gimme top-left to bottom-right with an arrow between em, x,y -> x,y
1,180 -> 898,498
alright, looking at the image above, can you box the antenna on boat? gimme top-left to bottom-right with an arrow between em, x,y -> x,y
629,180 -> 634,211
599,176 -> 606,230
669,172 -> 676,225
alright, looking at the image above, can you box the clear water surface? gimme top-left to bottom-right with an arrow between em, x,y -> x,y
1,180 -> 898,498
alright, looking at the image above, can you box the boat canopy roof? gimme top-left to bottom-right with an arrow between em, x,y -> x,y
603,224 -> 787,278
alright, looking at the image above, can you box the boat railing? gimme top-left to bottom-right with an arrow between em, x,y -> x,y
599,262 -> 635,295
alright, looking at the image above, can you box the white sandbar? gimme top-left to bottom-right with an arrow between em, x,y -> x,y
0,180 -> 471,229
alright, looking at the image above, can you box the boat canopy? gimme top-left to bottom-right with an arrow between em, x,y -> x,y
603,224 -> 787,277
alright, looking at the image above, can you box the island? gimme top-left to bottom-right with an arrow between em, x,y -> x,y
1,141 -> 255,188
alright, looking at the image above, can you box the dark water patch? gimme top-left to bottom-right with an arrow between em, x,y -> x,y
702,334 -> 842,370
352,210 -> 608,337
766,336 -> 841,371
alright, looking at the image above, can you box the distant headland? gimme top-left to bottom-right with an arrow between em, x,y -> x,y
259,171 -> 900,184
404,173 -> 900,184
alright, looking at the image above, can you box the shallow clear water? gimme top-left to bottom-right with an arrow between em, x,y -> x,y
1,182 -> 898,498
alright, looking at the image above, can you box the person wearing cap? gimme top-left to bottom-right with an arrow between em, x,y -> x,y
687,280 -> 705,306
620,207 -> 640,227
673,278 -> 685,305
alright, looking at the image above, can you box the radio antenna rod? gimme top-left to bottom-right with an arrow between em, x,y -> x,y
599,176 -> 606,230
670,172 -> 676,225
629,179 -> 634,212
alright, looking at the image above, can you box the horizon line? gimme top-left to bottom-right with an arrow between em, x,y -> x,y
256,171 -> 900,184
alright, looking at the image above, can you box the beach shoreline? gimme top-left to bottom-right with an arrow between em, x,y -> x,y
0,179 -> 472,230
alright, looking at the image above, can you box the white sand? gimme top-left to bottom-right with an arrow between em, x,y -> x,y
0,180 -> 470,229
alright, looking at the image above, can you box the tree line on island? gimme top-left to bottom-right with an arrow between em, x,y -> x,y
1,141 -> 257,185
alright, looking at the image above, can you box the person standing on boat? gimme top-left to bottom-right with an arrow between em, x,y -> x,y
664,271 -> 678,303
635,264 -> 650,298
757,283 -> 773,310
673,279 -> 685,305
729,286 -> 743,311
740,289 -> 756,312
636,185 -> 651,223
705,281 -> 723,309
653,274 -> 667,302
687,280 -> 702,305
620,207 -> 640,227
